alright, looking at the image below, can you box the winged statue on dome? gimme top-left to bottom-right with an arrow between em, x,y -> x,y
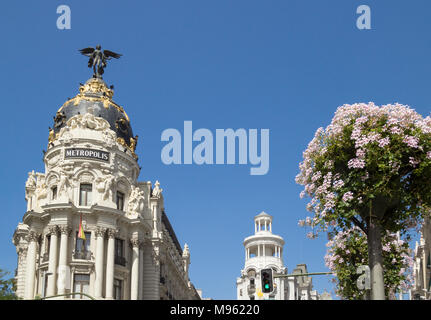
79,45 -> 122,78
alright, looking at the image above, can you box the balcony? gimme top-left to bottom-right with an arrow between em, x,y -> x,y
73,250 -> 92,260
115,255 -> 126,266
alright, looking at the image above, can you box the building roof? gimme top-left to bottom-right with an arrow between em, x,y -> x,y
53,77 -> 135,150
254,211 -> 272,219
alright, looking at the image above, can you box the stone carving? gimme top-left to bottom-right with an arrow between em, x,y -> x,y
46,150 -> 61,169
47,225 -> 59,236
130,237 -> 141,248
25,171 -> 37,189
57,168 -> 72,200
127,185 -> 145,218
67,111 -> 110,131
25,171 -> 37,201
58,225 -> 72,236
27,231 -> 40,243
151,244 -> 161,267
183,244 -> 190,257
95,227 -> 107,238
96,173 -> 115,200
152,181 -> 162,198
102,128 -> 117,147
35,174 -> 47,201
56,110 -> 113,145
107,228 -> 118,239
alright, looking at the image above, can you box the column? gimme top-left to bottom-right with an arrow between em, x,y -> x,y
130,238 -> 140,300
105,229 -> 116,300
270,222 -> 272,232
138,243 -> 144,300
258,245 -> 260,257
58,225 -> 71,295
94,227 -> 106,299
254,223 -> 257,234
24,231 -> 38,299
46,226 -> 58,297
263,244 -> 266,256
264,221 -> 267,231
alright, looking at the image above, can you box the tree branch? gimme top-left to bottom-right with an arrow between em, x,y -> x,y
352,216 -> 368,235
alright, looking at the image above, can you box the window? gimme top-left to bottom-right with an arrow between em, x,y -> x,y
79,184 -> 92,206
115,238 -> 126,266
43,235 -> 51,262
116,191 -> 124,211
114,278 -> 123,300
52,186 -> 57,200
73,274 -> 90,299
75,232 -> 91,260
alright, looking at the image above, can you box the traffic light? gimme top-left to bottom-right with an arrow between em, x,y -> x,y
261,268 -> 273,293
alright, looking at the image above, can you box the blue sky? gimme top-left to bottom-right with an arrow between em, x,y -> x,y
0,0 -> 430,299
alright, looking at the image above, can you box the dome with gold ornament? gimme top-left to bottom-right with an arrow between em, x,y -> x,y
49,76 -> 138,154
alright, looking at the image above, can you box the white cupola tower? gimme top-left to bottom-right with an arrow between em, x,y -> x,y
236,212 -> 288,300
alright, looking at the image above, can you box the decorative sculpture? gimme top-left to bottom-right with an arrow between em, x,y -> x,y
57,169 -> 71,200
79,45 -> 122,78
128,185 -> 145,217
152,180 -> 163,198
96,174 -> 115,200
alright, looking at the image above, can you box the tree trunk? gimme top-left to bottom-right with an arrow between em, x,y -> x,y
367,218 -> 386,300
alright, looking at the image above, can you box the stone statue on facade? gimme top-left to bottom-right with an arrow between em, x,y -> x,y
35,174 -> 47,201
25,171 -> 37,191
127,185 -> 145,218
152,180 -> 163,198
96,173 -> 115,201
57,168 -> 71,200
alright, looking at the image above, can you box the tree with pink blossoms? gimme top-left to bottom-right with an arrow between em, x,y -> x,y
296,103 -> 431,299
324,227 -> 413,300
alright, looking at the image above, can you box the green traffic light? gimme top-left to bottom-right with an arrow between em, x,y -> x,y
264,284 -> 269,289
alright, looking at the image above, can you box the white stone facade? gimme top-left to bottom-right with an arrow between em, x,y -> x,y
12,77 -> 200,300
410,217 -> 431,300
236,212 -> 321,300
237,212 -> 287,300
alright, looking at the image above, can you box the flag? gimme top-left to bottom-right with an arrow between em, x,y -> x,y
78,214 -> 86,240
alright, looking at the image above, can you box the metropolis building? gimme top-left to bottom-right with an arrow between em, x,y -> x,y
12,51 -> 200,300
236,212 -> 321,300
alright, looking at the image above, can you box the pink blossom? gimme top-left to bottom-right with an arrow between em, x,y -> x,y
403,135 -> 419,148
378,137 -> 390,147
342,191 -> 354,202
348,158 -> 366,169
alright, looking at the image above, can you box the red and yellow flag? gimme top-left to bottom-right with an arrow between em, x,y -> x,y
78,214 -> 86,240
